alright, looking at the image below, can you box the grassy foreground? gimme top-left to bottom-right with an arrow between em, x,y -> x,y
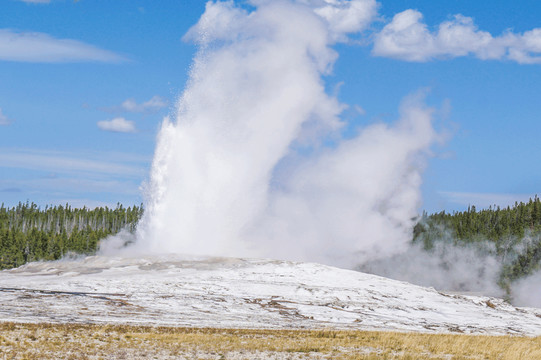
0,322 -> 540,359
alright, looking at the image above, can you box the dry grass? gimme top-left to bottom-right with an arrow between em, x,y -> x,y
0,322 -> 540,359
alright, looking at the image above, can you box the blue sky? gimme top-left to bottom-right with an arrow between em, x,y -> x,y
1,0 -> 540,213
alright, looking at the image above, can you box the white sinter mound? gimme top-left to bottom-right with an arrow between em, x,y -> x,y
1,255 -> 540,335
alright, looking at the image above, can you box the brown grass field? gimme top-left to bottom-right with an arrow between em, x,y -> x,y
0,322 -> 540,359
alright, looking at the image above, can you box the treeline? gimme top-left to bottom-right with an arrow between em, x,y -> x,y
413,196 -> 541,291
0,202 -> 143,270
3,198 -> 541,293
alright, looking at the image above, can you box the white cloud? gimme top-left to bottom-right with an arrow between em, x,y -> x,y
0,148 -> 147,179
120,95 -> 168,113
97,117 -> 137,133
0,108 -> 11,125
353,104 -> 366,115
0,29 -> 126,63
373,9 -> 541,64
311,0 -> 379,41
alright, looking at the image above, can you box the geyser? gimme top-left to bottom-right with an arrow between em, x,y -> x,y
130,0 -> 439,267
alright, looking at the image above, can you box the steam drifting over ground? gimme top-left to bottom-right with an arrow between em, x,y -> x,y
120,0 -> 439,269
360,242 -> 505,298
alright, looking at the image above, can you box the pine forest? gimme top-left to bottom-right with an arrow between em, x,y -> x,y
0,202 -> 143,270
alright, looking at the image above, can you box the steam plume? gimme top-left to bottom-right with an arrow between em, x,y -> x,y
127,0 -> 439,268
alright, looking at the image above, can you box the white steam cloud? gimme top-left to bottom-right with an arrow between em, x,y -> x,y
118,0 -> 439,268
360,242 -> 504,298
512,271 -> 541,308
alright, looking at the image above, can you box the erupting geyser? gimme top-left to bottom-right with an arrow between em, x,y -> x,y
128,0 -> 439,267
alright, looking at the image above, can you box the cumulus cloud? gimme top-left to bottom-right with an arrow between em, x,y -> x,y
0,29 -> 126,63
310,0 -> 379,41
120,96 -> 168,113
373,9 -> 541,64
97,117 -> 137,133
0,108 -> 11,125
